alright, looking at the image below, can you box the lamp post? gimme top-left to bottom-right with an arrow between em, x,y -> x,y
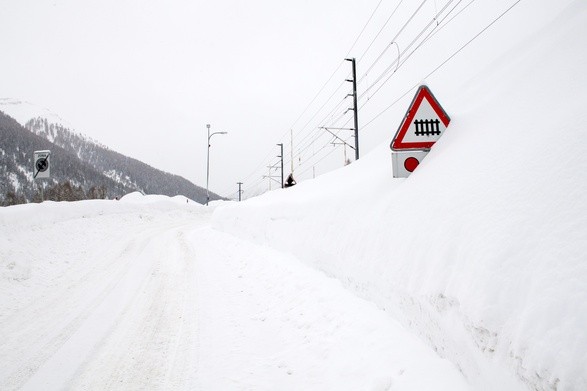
206,124 -> 227,206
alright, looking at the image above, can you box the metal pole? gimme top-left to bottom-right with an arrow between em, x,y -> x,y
206,124 -> 227,206
36,179 -> 44,202
237,182 -> 243,201
277,143 -> 284,188
345,58 -> 359,160
206,124 -> 211,205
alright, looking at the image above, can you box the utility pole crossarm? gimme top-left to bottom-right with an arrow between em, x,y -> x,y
321,127 -> 355,150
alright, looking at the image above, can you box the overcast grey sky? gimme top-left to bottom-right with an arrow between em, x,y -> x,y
0,0 -> 563,199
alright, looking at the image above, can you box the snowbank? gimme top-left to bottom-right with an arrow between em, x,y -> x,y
0,190 -> 469,390
0,192 -> 201,228
0,193 -> 204,282
212,2 -> 587,389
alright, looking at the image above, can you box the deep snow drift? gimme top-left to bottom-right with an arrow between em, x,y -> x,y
212,1 -> 587,389
1,195 -> 470,390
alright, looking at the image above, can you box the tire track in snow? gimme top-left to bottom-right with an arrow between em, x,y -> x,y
1,214 -> 203,391
163,229 -> 202,390
65,224 -> 203,390
0,227 -> 150,390
2,205 -> 470,390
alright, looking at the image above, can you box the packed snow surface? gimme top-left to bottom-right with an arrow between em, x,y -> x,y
0,195 -> 468,390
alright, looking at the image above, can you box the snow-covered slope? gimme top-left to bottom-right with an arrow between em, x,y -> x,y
212,1 -> 587,389
0,98 -> 70,129
0,195 -> 470,390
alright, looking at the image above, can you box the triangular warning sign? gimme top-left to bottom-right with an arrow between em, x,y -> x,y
391,85 -> 450,150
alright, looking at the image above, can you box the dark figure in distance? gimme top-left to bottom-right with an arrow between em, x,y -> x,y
284,173 -> 296,188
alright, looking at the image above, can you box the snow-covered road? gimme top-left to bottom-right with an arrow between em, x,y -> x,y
0,198 -> 468,390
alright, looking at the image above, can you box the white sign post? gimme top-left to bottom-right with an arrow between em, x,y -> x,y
33,150 -> 51,202
392,150 -> 430,178
33,150 -> 51,179
390,85 -> 450,178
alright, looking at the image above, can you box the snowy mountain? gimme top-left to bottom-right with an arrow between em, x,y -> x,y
0,112 -> 126,204
0,98 -> 70,128
0,101 -> 220,204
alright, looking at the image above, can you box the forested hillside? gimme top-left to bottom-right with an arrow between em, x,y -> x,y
0,111 -> 219,205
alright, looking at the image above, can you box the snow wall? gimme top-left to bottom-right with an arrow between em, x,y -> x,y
213,2 -> 587,390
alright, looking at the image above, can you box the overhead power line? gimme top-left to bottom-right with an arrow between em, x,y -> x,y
358,0 -> 460,102
345,0 -> 385,58
361,0 -> 523,130
291,1 -> 435,169
358,0 -> 429,84
226,0 -> 389,196
228,0 -> 509,198
297,0 -> 512,176
357,0 -> 406,63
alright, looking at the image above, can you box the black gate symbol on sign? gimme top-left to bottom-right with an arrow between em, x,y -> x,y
34,156 -> 49,179
36,158 -> 49,172
414,119 -> 441,136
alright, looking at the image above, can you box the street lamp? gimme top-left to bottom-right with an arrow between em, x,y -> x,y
206,124 -> 227,206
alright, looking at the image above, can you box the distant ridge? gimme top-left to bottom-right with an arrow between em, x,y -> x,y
0,104 -> 220,205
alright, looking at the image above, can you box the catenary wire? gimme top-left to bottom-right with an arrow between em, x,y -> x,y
231,0 -> 482,197
295,0 -> 486,172
361,0 -> 523,130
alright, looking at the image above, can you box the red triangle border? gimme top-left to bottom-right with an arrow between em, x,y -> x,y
391,85 -> 450,150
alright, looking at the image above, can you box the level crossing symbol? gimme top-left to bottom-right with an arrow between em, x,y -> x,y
391,85 -> 450,151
